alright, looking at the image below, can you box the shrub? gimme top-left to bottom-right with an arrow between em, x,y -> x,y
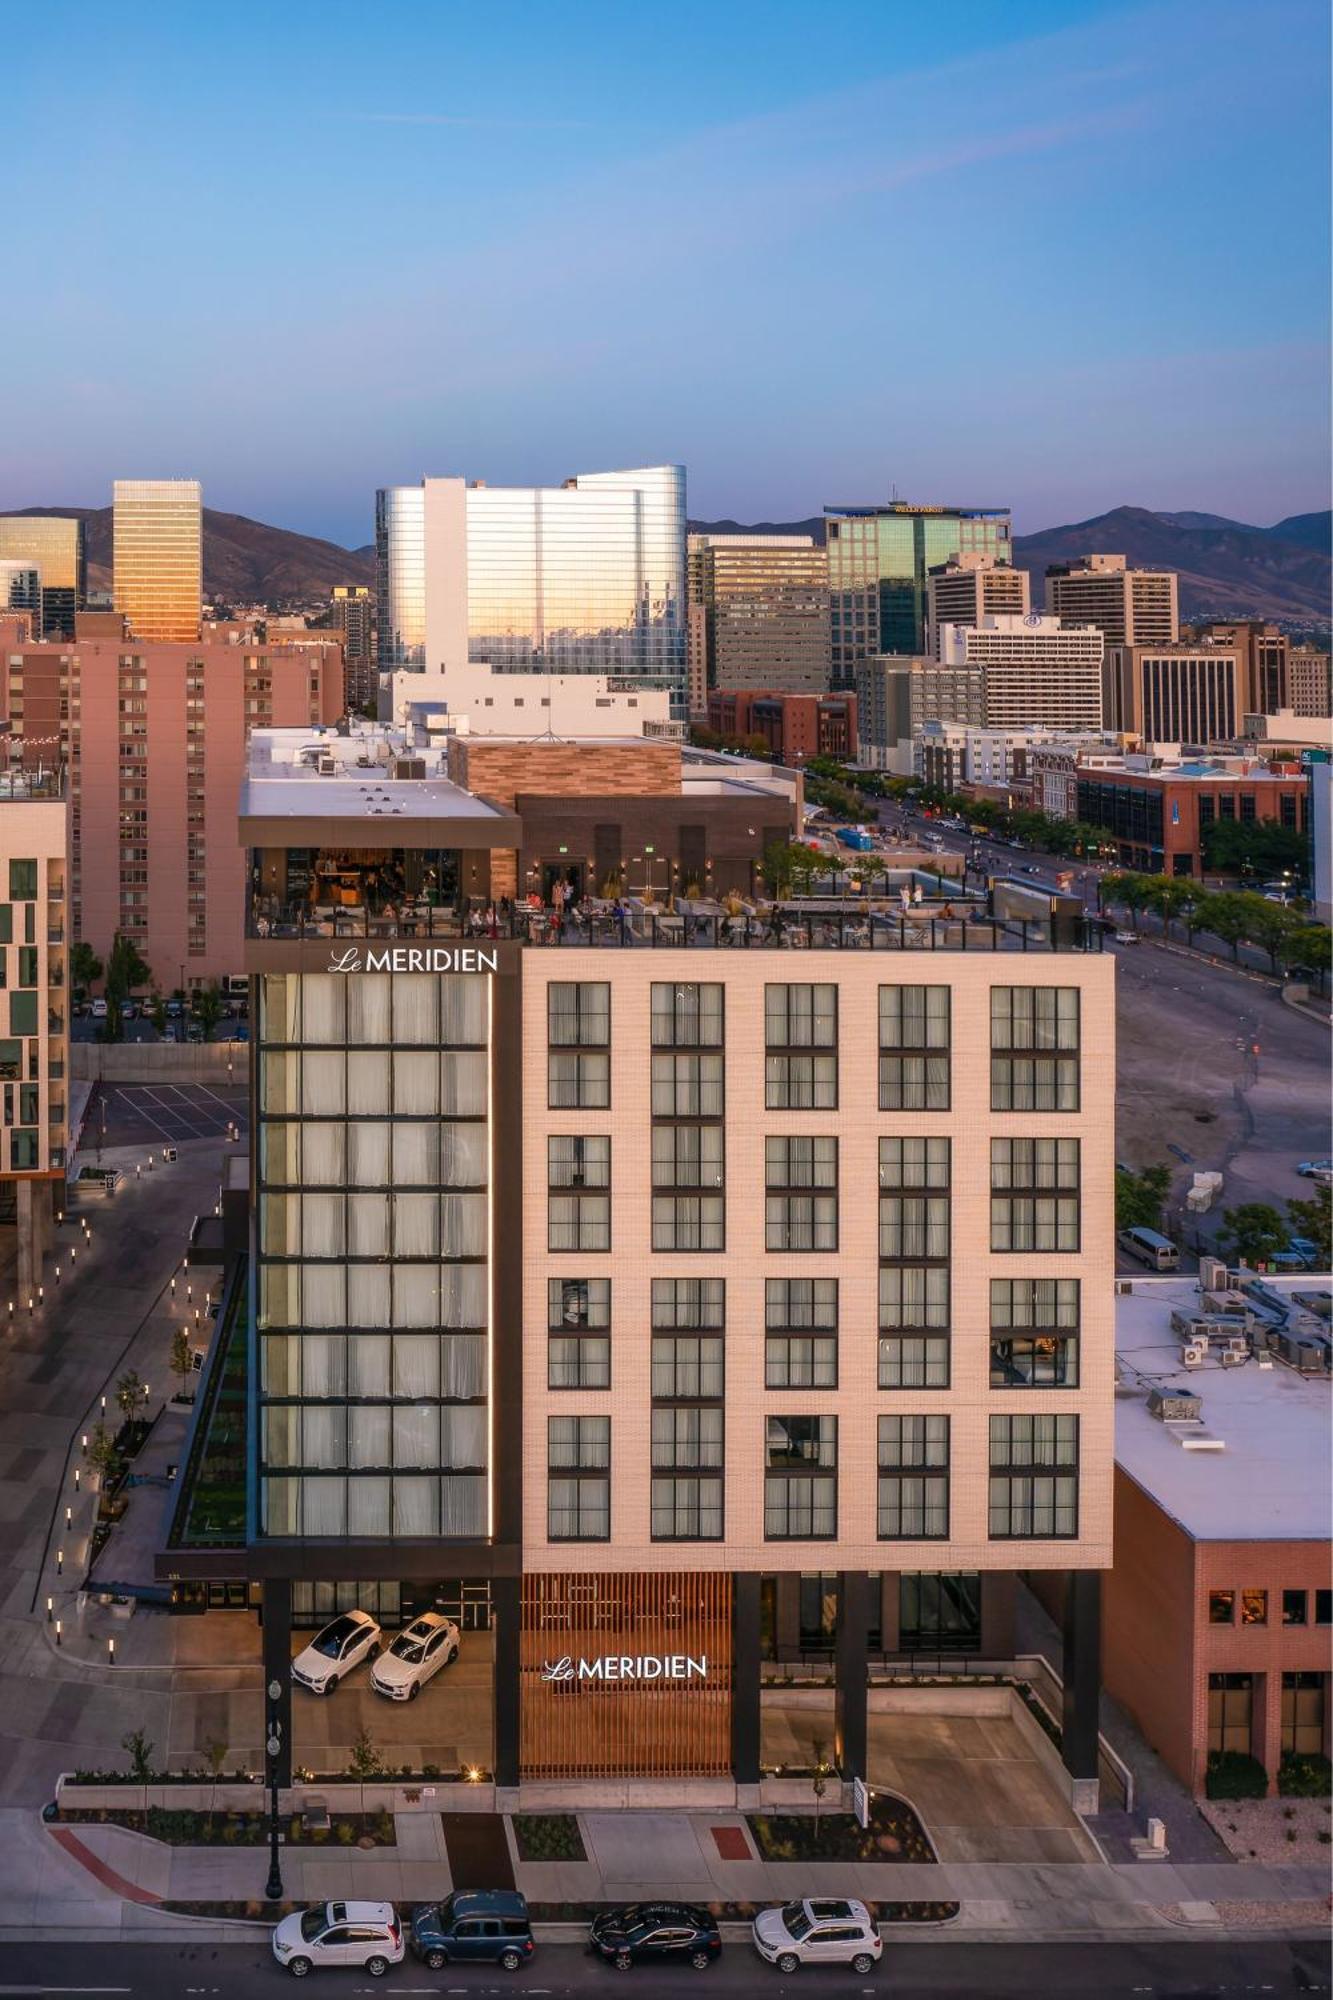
1277,1752 -> 1332,1799
1206,1751 -> 1268,1800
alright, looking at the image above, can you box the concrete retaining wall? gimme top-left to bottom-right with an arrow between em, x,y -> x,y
72,1043 -> 249,1084
55,1774 -> 495,1815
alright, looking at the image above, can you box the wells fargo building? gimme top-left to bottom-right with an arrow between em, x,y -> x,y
164,725 -> 1114,1805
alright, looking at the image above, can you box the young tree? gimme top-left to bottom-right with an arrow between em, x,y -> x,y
116,1368 -> 150,1426
1101,873 -> 1151,930
348,1725 -> 385,1818
70,941 -> 102,1001
1287,1187 -> 1332,1269
170,1326 -> 194,1400
1220,1203 -> 1290,1268
1197,891 -> 1251,961
102,933 -> 153,1043
193,982 -> 225,1042
147,990 -> 169,1038
1281,923 -> 1332,986
83,1420 -> 119,1489
810,1737 -> 831,1842
1144,875 -> 1193,940
1116,1164 -> 1172,1233
121,1727 -> 155,1782
1242,895 -> 1297,973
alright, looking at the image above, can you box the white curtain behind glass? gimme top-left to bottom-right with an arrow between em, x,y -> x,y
301,976 -> 345,1045
349,977 -> 391,1044
392,979 -> 437,1044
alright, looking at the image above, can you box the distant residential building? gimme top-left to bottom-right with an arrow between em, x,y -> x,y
377,466 -> 687,712
914,722 -> 1109,803
1288,645 -> 1332,719
1103,642 -> 1241,745
854,654 -> 987,775
1106,1278 -> 1331,1796
1,634 -> 342,983
330,584 -> 374,710
687,534 -> 830,698
1073,749 -> 1307,876
825,501 -> 1011,683
0,561 -> 42,637
0,516 -> 85,638
1045,554 -> 1178,648
113,479 -> 203,643
937,615 -> 1104,731
1193,621 -> 1289,715
926,553 -> 1028,657
705,689 -> 856,764
0,762 -> 69,1297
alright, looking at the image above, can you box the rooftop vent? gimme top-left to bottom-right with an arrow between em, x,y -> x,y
1148,1389 -> 1201,1423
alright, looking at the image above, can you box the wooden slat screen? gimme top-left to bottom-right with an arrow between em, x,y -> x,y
520,1571 -> 732,1779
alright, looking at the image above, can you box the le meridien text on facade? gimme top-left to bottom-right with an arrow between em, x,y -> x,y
156,721 -> 1114,1809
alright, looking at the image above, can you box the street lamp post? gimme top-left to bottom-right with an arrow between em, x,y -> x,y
265,1678 -> 285,1901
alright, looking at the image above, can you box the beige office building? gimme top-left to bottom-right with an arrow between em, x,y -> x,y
927,555 -> 1029,657
938,616 -> 1104,732
1045,555 -> 1178,649
1288,646 -> 1332,719
1103,643 -> 1241,744
688,535 -> 830,697
0,516 -> 86,637
855,655 -> 987,774
113,479 -> 203,643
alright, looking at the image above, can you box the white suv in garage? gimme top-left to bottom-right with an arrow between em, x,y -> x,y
370,1611 -> 460,1700
290,1609 -> 381,1695
753,1898 -> 882,1974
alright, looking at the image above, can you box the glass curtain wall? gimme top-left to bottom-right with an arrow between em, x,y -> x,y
376,485 -> 427,671
256,972 -> 491,1541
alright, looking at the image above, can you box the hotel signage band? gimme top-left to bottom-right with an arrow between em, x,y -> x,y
328,946 -> 500,975
540,1653 -> 709,1684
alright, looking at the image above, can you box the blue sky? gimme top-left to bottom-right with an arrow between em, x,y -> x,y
4,0 -> 1329,545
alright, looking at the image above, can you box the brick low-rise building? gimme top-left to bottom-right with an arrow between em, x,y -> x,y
1073,752 -> 1308,877
1105,1276 -> 1331,1795
705,690 -> 857,765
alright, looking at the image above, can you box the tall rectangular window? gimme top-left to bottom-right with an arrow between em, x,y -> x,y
878,1416 -> 949,1539
765,983 -> 837,1109
990,1278 -> 1079,1387
990,987 -> 1080,1111
990,1139 -> 1080,1251
650,1277 -> 725,1329
8,860 -> 36,901
547,1136 -> 611,1252
547,1415 -> 610,1540
764,1415 -> 837,1540
988,1414 -> 1078,1538
765,1277 -> 837,1388
651,981 -> 723,1048
765,1137 -> 838,1251
651,1050 -> 723,1117
651,1119 -> 725,1250
547,1277 -> 611,1389
547,978 -> 611,1108
879,984 -> 950,1110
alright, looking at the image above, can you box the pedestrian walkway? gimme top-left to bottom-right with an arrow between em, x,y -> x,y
30,1805 -> 1330,1946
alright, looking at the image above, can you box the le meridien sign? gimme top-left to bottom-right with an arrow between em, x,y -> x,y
540,1653 -> 709,1685
327,946 -> 499,975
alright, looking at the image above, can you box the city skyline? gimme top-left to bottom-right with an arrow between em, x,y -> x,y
3,0 -> 1328,548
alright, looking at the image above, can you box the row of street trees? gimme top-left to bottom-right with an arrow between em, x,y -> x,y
1100,875 -> 1331,981
69,933 -> 230,1040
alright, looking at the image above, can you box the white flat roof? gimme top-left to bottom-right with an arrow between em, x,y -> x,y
239,771 -> 507,823
1115,1275 -> 1332,1542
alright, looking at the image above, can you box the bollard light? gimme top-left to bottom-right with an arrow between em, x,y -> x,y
65,1506 -> 72,1529
38,1285 -> 43,1303
73,1467 -> 80,1491
46,1596 -> 52,1623
107,1637 -> 115,1666
81,1434 -> 87,1449
56,1548 -> 63,1575
55,1619 -> 62,1647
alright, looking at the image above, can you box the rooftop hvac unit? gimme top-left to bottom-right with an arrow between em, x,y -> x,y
1114,1278 -> 1134,1295
1171,1310 -> 1214,1341
1149,1388 -> 1203,1420
1218,1342 -> 1249,1367
1199,1257 -> 1229,1293
1275,1332 -> 1329,1374
317,755 -> 337,775
1179,1342 -> 1206,1368
393,757 -> 426,780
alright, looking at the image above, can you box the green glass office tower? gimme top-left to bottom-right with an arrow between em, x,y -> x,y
824,503 -> 1011,685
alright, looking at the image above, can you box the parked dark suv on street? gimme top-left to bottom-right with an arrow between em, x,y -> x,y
589,1903 -> 722,1971
409,1891 -> 534,1971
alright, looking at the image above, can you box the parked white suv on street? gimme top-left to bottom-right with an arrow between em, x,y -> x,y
272,1900 -> 404,1977
752,1898 -> 882,1974
290,1609 -> 381,1695
370,1611 -> 460,1700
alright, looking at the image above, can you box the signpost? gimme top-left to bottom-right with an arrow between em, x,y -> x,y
852,1776 -> 870,1830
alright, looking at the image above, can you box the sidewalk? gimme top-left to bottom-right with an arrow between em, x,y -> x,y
26,1805 -> 1330,1947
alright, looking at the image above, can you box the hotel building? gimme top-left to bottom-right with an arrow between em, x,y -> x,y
113,479 -> 203,643
0,515 -> 86,638
1045,554 -> 1178,650
376,467 -> 687,713
159,724 -> 1114,1808
938,615 -> 1105,732
926,554 -> 1029,658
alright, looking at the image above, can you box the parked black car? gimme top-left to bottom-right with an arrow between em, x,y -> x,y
410,1891 -> 534,1971
589,1903 -> 721,1971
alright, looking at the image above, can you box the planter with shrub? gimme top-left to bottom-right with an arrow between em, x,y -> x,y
1277,1752 -> 1332,1799
1205,1750 -> 1269,1800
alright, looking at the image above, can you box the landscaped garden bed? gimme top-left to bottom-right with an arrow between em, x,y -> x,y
747,1793 -> 935,1864
59,1805 -> 396,1848
512,1813 -> 587,1862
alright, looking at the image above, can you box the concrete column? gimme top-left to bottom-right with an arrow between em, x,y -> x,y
16,1177 -> 49,1302
260,1578 -> 293,1787
492,1574 -> 521,1790
1061,1568 -> 1101,1809
731,1572 -> 762,1788
774,1574 -> 800,1662
980,1572 -> 1016,1660
878,1573 -> 900,1656
834,1571 -> 870,1781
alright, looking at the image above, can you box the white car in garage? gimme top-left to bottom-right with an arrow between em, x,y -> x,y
290,1609 -> 382,1695
370,1612 -> 460,1701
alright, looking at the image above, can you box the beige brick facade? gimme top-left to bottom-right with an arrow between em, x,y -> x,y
520,949 -> 1116,1577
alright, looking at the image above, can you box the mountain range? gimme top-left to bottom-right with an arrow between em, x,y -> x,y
2,500 -> 1327,627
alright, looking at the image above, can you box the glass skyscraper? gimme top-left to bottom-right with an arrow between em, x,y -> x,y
113,479 -> 203,643
377,465 -> 688,710
825,502 -> 1011,684
0,515 -> 86,637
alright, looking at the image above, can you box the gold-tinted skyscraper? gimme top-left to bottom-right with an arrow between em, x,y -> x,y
113,479 -> 202,642
0,515 -> 86,636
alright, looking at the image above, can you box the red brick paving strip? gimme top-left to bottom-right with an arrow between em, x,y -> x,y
711,1825 -> 752,1861
50,1825 -> 163,1905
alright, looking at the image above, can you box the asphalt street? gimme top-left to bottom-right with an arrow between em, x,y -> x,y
0,1938 -> 1326,1998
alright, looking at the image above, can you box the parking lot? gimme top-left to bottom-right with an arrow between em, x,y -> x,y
89,1080 -> 249,1147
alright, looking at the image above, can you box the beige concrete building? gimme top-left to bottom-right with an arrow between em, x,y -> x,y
113,479 -> 203,643
938,615 -> 1104,732
854,654 -> 987,775
688,535 -> 831,697
1103,641 -> 1241,743
1045,554 -> 1178,648
1288,645 -> 1332,719
927,554 -> 1029,658
0,764 -> 69,1293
